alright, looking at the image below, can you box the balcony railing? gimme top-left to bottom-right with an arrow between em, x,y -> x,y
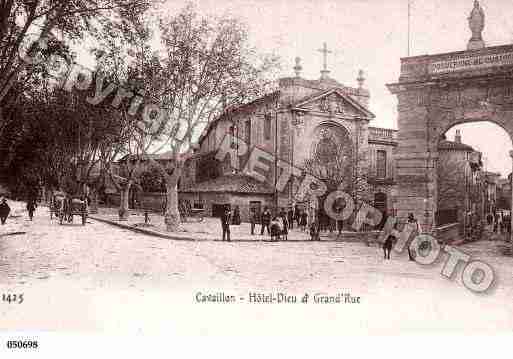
369,127 -> 397,142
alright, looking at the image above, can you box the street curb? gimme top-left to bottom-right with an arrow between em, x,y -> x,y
88,215 -> 371,244
0,231 -> 27,238
88,215 -> 198,241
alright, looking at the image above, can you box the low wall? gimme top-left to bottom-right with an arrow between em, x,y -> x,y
433,223 -> 460,244
336,231 -> 381,243
105,192 -> 166,213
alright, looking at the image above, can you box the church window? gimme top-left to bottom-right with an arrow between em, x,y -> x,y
264,114 -> 272,140
245,120 -> 251,147
377,150 -> 387,178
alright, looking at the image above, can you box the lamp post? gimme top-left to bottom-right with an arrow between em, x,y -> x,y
274,110 -> 279,216
423,198 -> 429,234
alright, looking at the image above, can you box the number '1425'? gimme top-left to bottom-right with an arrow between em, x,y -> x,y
2,294 -> 23,304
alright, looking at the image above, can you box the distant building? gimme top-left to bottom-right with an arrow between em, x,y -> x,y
484,171 -> 501,214
497,176 -> 511,210
436,130 -> 484,229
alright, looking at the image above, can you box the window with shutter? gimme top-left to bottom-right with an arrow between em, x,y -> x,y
377,150 -> 387,178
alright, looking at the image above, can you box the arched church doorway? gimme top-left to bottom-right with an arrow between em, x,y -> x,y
304,122 -> 354,231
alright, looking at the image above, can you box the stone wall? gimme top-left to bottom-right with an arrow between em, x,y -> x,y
179,192 -> 273,222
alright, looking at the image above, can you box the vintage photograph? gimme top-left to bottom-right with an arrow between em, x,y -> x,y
1,0 -> 513,347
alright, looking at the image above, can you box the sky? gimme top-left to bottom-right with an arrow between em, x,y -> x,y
155,0 -> 513,176
71,0 -> 513,175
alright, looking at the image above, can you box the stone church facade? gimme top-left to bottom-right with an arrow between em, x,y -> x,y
179,61 -> 398,223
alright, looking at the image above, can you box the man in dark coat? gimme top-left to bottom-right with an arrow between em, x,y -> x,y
287,207 -> 294,230
27,199 -> 37,221
0,198 -> 10,225
232,205 -> 241,225
260,207 -> 271,235
249,208 -> 257,235
221,206 -> 232,241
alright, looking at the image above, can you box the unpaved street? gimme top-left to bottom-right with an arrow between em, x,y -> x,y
1,207 -> 513,334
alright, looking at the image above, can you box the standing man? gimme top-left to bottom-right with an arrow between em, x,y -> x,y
0,197 -> 10,225
260,207 -> 271,235
221,205 -> 232,242
232,205 -> 241,225
287,207 -> 294,230
249,208 -> 257,235
27,198 -> 37,221
407,213 -> 420,261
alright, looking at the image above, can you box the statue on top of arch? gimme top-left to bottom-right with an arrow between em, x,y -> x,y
467,0 -> 486,50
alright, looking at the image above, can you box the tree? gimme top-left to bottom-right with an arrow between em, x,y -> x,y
139,4 -> 279,231
0,0 -> 152,108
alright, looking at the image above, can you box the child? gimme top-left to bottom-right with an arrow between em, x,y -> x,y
270,217 -> 281,241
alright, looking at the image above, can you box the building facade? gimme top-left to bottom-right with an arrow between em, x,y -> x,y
179,58 -> 398,224
436,130 -> 484,230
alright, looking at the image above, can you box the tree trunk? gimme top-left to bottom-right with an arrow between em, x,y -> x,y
119,183 -> 131,221
164,166 -> 182,232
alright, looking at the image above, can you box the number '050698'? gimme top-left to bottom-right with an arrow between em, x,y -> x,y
6,340 -> 38,349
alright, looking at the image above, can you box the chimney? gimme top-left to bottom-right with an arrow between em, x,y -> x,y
455,129 -> 462,143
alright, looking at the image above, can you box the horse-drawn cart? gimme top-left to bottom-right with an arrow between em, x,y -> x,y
61,197 -> 88,225
50,194 -> 88,225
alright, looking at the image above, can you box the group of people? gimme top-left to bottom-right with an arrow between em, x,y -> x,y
486,211 -> 511,236
220,204 -> 323,242
250,206 -> 309,234
0,196 -> 37,225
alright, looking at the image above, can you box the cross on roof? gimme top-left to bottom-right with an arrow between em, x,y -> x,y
318,42 -> 332,79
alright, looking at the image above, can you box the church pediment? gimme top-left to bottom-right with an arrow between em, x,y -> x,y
292,88 -> 375,119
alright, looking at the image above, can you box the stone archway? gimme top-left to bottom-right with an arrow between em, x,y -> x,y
388,45 -> 513,240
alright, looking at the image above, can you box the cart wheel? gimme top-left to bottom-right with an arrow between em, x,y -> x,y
198,215 -> 204,222
59,214 -> 63,225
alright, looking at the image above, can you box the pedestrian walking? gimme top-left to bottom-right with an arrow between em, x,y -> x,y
220,206 -> 232,241
280,211 -> 288,241
299,210 -> 308,231
0,197 -> 10,225
27,199 -> 37,221
260,207 -> 271,235
383,223 -> 399,260
486,213 -> 493,226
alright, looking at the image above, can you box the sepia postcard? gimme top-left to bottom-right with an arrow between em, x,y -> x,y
0,0 -> 512,356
